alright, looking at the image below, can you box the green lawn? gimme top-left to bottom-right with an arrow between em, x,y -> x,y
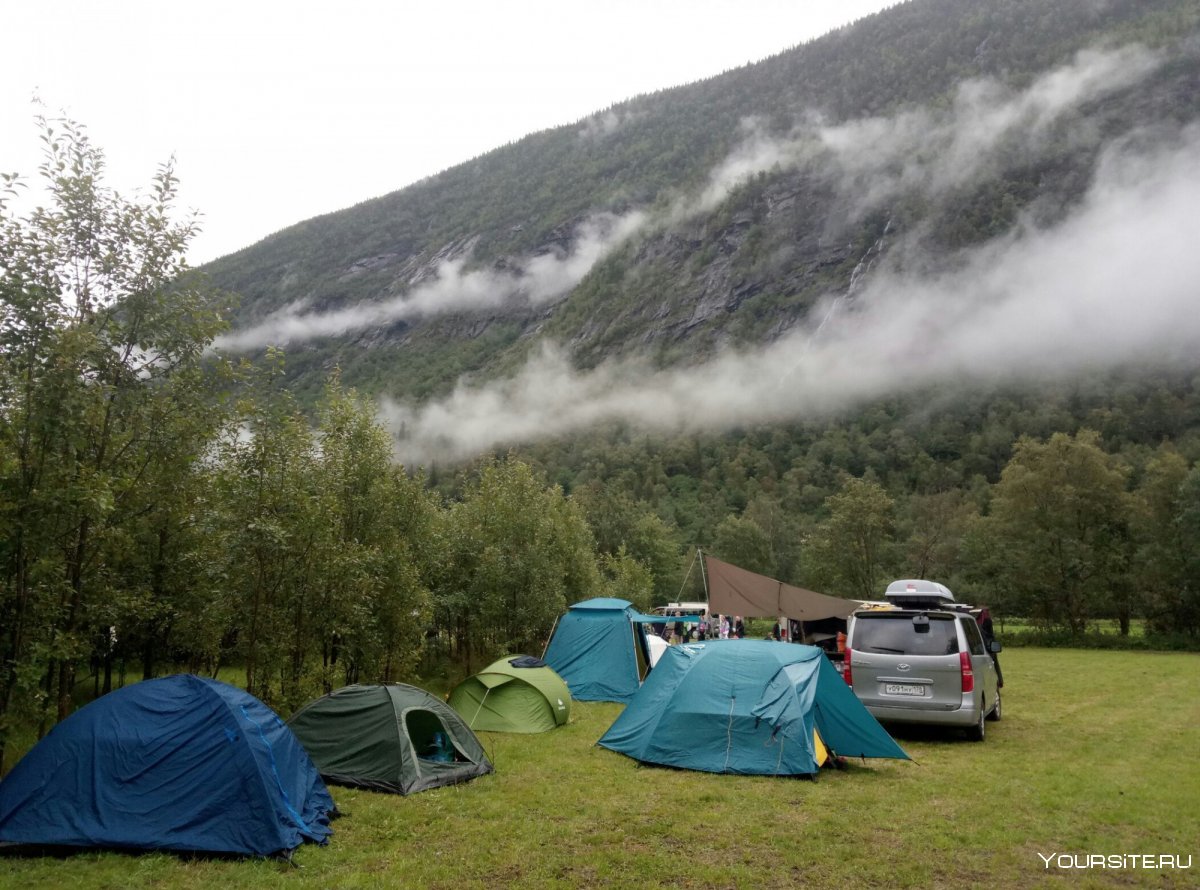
2,649 -> 1197,889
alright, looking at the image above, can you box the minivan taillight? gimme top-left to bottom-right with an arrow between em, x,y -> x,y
843,648 -> 853,687
959,650 -> 974,693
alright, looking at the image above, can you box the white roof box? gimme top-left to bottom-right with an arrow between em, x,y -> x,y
884,579 -> 956,607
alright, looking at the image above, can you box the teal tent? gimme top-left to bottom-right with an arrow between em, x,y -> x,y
543,598 -> 652,703
287,684 -> 493,795
598,640 -> 909,775
448,656 -> 571,733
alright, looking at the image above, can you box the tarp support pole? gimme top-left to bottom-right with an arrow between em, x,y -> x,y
541,616 -> 561,659
676,548 -> 698,603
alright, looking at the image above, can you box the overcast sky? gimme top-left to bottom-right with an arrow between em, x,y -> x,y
2,0 -> 898,264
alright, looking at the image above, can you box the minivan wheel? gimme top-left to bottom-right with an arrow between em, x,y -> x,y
966,705 -> 986,742
987,689 -> 1002,722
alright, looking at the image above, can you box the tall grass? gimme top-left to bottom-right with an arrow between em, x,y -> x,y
2,649 -> 1197,888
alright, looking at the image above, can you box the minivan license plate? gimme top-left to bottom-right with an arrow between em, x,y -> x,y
884,683 -> 925,696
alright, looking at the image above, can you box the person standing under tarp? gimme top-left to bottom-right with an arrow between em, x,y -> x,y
734,616 -> 745,639
673,612 -> 685,644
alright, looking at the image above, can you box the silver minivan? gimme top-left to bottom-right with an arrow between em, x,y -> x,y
844,580 -> 1002,741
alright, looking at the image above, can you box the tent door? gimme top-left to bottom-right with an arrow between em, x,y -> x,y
404,709 -> 463,763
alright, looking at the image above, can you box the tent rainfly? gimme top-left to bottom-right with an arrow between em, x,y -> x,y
448,655 -> 571,733
598,640 -> 910,775
287,684 -> 493,795
0,675 -> 335,857
543,597 -> 653,703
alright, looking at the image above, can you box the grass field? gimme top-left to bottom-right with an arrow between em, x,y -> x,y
1,648 -> 1197,889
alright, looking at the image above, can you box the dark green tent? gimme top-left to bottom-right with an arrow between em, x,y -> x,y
287,684 -> 493,795
448,656 -> 571,733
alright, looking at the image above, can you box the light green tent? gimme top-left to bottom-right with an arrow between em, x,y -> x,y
448,656 -> 571,733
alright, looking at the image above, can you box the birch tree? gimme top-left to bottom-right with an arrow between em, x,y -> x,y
0,117 -> 226,764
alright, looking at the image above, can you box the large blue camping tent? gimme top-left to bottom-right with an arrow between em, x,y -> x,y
543,598 -> 653,703
0,675 -> 335,857
598,640 -> 909,775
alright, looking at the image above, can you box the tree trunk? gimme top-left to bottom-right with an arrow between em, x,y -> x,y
1118,606 -> 1131,636
103,646 -> 114,693
142,634 -> 155,682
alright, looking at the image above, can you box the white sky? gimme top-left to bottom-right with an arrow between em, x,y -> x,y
3,0 -> 898,264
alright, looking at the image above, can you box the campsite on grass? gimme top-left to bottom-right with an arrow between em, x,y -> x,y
8,0 -> 1200,882
0,647 -> 1196,888
3,563 -> 1198,889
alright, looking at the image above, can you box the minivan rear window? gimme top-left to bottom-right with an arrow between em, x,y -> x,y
853,614 -> 960,656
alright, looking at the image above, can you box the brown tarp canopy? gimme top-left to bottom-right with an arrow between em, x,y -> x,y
704,555 -> 858,620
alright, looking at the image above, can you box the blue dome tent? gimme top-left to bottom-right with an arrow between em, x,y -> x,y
0,675 -> 335,857
598,640 -> 909,775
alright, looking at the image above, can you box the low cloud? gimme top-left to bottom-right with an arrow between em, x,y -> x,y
213,210 -> 646,352
383,127 -> 1200,467
692,118 -> 804,213
216,46 -> 1156,355
816,44 -> 1162,214
213,40 -> 1193,468
669,45 -> 1162,224
577,108 -> 642,142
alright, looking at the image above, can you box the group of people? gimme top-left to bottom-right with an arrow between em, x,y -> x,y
655,605 -> 1003,689
663,612 -> 744,643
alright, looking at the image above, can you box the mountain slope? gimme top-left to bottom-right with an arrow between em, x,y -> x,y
203,0 -> 1200,460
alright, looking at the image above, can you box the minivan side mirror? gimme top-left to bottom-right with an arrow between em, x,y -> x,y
989,640 -> 1003,654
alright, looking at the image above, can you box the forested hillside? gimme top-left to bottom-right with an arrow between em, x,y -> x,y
200,0 -> 1200,627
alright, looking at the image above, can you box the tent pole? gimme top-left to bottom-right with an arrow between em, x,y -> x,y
541,616 -> 561,659
699,548 -> 710,602
470,688 -> 491,730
